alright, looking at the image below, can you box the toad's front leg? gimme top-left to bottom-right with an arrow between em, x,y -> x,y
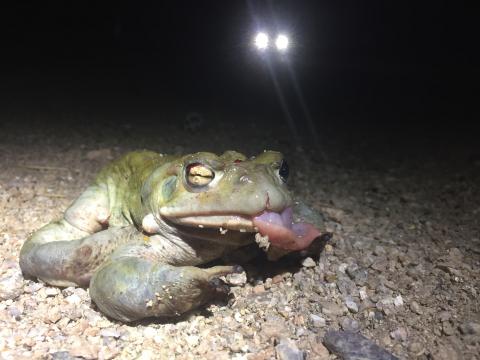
89,251 -> 241,322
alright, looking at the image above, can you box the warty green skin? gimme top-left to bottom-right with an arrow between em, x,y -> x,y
19,150 -> 308,322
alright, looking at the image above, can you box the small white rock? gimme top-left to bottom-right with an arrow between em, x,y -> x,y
338,263 -> 348,273
45,288 -> 59,297
309,314 -> 326,327
394,295 -> 404,307
345,298 -> 359,313
143,327 -> 157,339
390,327 -> 408,341
359,287 -> 368,301
65,294 -> 81,305
225,272 -> 247,286
302,257 -> 316,268
234,312 -> 243,323
100,328 -> 121,338
138,349 -> 155,360
153,334 -> 163,344
185,335 -> 199,347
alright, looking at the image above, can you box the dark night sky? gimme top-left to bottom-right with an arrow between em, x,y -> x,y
0,1 -> 477,135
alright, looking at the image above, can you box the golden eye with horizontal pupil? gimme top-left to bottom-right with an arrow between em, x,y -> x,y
186,163 -> 215,187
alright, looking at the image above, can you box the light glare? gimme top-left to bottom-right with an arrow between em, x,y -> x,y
254,32 -> 269,50
275,34 -> 289,51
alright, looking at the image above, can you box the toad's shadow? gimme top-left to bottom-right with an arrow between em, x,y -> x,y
235,232 -> 332,280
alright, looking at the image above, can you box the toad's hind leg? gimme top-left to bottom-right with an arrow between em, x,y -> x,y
20,226 -> 139,287
90,250 -> 241,322
19,185 -> 111,286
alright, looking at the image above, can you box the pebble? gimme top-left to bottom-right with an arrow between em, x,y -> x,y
437,311 -> 451,322
252,284 -> 265,294
358,287 -> 368,300
371,259 -> 388,272
376,297 -> 394,309
323,330 -> 399,360
143,327 -> 157,339
138,349 -> 155,360
65,294 -> 81,305
153,334 -> 163,344
345,297 -> 359,313
442,321 -> 456,336
275,339 -> 304,360
408,342 -> 425,356
69,339 -> 99,359
324,272 -> 337,283
309,314 -> 326,328
23,282 -> 43,294
272,275 -> 284,284
393,295 -> 404,307
100,328 -> 122,338
0,271 -> 24,301
46,309 -> 62,324
234,312 -> 243,323
341,317 -> 360,332
447,247 -> 463,262
185,334 -> 199,347
409,301 -> 423,314
346,265 -> 368,286
459,321 -> 480,335
390,327 -> 408,341
45,287 -> 59,297
336,275 -> 358,297
225,272 -> 247,286
51,351 -> 75,360
302,257 -> 316,268
309,339 -> 330,359
321,302 -> 347,317
324,244 -> 334,254
321,206 -> 345,223
7,306 -> 22,319
264,277 -> 273,289
261,317 -> 287,340
338,263 -> 348,273
374,245 -> 388,256
431,343 -> 461,360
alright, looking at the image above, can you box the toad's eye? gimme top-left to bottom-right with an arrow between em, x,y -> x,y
186,163 -> 215,187
278,160 -> 289,182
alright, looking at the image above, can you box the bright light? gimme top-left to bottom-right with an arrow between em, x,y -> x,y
254,32 -> 269,50
275,34 -> 289,51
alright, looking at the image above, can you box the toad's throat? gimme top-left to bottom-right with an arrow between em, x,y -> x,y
172,207 -> 320,251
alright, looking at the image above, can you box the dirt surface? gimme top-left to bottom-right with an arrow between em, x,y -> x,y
1,111 -> 479,360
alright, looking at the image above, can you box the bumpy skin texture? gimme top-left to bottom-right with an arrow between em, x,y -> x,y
19,150 -> 320,322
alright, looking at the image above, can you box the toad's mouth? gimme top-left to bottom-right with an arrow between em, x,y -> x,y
252,207 -> 320,250
172,207 -> 320,251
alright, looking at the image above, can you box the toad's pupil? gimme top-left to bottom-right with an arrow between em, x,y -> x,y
279,160 -> 289,182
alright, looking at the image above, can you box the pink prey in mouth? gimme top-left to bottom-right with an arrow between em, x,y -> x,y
253,207 -> 321,251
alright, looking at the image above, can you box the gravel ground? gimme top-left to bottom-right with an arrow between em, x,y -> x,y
1,110 -> 479,360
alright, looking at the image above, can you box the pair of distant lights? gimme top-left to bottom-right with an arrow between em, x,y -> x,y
254,32 -> 289,51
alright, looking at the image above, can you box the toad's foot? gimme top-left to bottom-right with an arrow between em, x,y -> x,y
89,254 -> 241,322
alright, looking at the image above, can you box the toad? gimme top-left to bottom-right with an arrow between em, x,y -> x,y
19,150 -> 323,322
